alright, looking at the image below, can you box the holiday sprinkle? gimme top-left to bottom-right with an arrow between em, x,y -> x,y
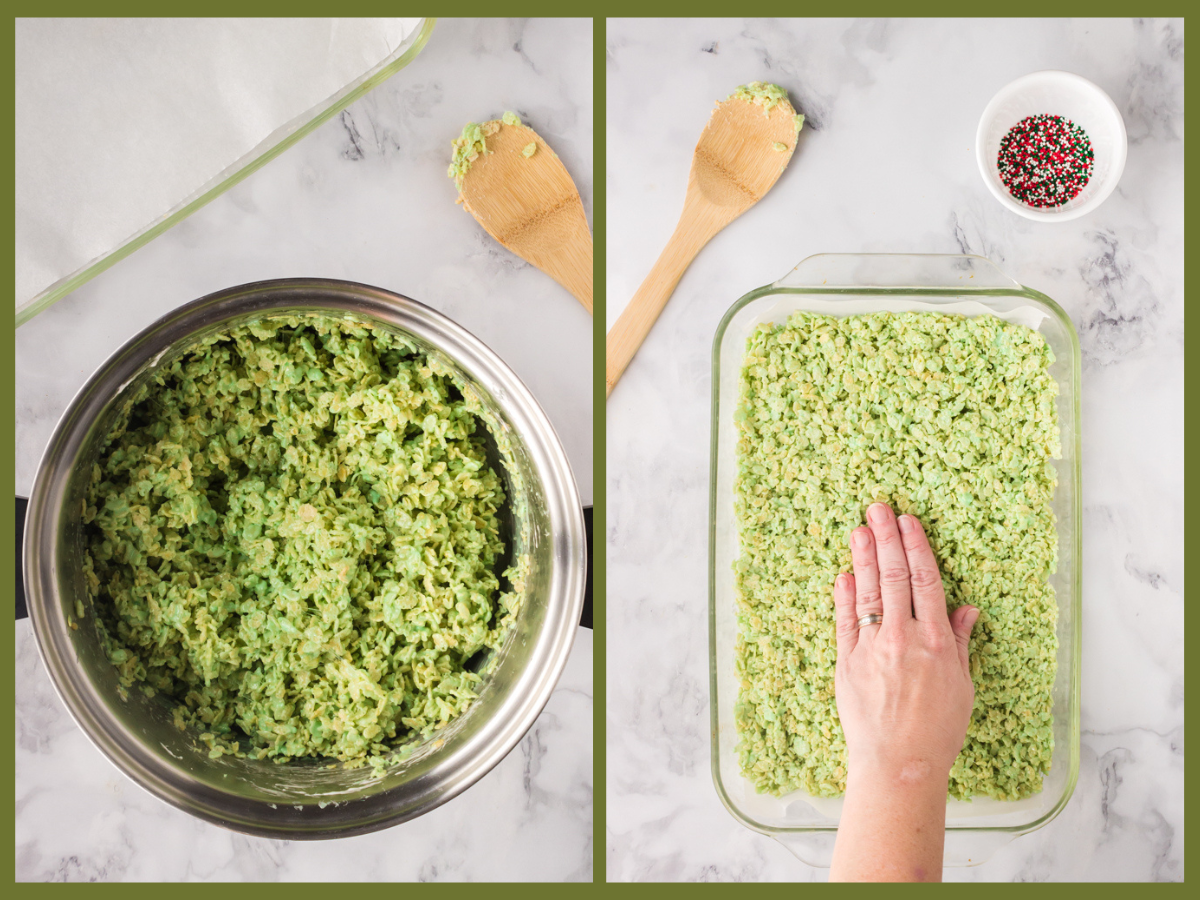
997,114 -> 1094,209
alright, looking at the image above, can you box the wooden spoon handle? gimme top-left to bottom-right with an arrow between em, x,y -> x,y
605,209 -> 724,397
536,223 -> 593,314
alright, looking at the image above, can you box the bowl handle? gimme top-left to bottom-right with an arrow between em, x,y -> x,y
773,253 -> 1022,291
16,496 -> 28,620
772,828 -> 1019,870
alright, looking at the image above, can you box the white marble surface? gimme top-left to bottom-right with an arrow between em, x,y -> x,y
606,18 -> 1182,882
15,18 -> 592,882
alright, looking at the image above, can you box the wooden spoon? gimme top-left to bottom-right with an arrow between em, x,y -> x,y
455,118 -> 593,314
605,87 -> 801,397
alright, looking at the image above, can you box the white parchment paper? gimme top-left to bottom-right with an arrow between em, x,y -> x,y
15,18 -> 422,316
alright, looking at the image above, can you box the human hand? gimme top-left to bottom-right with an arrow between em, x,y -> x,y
832,502 -> 979,786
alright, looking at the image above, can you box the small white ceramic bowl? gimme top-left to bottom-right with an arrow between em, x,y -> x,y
976,70 -> 1127,222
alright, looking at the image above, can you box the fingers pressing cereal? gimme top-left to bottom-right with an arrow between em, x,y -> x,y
833,572 -> 859,657
898,513 -> 949,627
848,526 -> 883,623
866,502 -> 912,624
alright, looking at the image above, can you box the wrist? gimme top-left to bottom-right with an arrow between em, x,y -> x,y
845,754 -> 949,800
835,762 -> 949,883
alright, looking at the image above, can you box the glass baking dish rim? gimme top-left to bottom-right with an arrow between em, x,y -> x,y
707,254 -> 1083,839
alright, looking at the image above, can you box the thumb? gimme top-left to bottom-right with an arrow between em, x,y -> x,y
950,605 -> 980,676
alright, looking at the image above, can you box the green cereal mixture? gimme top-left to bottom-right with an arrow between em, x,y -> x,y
522,142 -> 538,159
730,81 -> 791,115
449,113 -> 530,188
734,311 -> 1060,801
448,119 -> 501,189
83,317 -> 524,766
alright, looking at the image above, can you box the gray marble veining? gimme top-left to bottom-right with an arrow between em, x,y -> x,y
15,18 -> 592,882
606,17 -> 1182,882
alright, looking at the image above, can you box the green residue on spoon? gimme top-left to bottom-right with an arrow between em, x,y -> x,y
449,113 -> 531,189
793,113 -> 806,133
448,120 -> 496,188
730,81 -> 791,116
522,142 -> 537,158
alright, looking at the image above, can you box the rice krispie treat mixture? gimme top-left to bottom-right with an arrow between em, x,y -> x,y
734,311 -> 1060,801
83,316 -> 522,768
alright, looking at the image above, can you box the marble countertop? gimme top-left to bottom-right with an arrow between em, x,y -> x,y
16,18 -> 592,882
606,18 -> 1182,882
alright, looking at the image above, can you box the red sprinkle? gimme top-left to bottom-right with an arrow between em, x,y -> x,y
997,114 -> 1094,209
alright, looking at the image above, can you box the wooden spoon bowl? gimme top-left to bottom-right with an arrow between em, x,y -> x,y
458,120 -> 593,314
693,95 -> 798,211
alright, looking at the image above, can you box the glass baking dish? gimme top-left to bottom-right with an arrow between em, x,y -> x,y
16,18 -> 435,327
708,254 -> 1081,867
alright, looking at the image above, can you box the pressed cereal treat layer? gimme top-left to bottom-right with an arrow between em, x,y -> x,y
83,316 -> 524,769
733,311 -> 1060,801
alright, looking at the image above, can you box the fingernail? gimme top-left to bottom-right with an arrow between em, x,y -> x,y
852,529 -> 870,548
868,503 -> 889,524
966,608 -> 980,629
898,515 -> 913,533
835,574 -> 847,589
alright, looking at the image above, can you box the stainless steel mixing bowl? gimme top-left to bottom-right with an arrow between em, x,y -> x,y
23,278 -> 586,839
